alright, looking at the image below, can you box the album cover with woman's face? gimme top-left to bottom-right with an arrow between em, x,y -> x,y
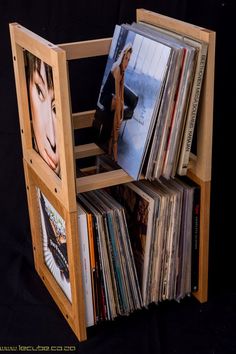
25,51 -> 60,177
36,188 -> 71,301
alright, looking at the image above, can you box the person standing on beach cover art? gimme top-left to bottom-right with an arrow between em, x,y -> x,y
100,43 -> 133,161
26,52 -> 60,176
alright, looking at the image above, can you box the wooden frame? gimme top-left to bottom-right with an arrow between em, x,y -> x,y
9,23 -> 77,212
23,161 -> 86,339
9,22 -> 86,340
10,8 -> 215,341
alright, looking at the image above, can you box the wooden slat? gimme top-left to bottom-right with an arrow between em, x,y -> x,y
9,24 -> 33,156
23,160 -> 42,268
188,153 -> 197,170
72,110 -> 95,129
76,169 -> 136,193
190,30 -> 216,181
58,38 -> 111,60
187,172 -> 211,303
74,143 -> 104,159
9,23 -> 61,66
24,149 -> 63,202
50,48 -> 77,212
80,166 -> 97,174
137,9 -> 211,42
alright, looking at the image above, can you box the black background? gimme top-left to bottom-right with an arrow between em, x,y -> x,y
0,1 -> 236,353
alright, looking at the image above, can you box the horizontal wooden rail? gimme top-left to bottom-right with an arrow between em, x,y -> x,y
72,110 -> 95,129
76,169 -> 137,193
80,166 -> 97,174
137,9 -> 211,42
58,38 -> 111,60
74,143 -> 104,159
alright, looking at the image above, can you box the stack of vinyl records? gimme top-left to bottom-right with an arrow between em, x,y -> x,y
93,21 -> 208,180
77,162 -> 200,326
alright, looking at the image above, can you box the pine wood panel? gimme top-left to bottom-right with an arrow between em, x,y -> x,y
9,22 -> 77,212
72,110 -> 95,129
9,23 -> 59,66
191,29 -> 215,181
23,160 -> 43,269
58,38 -> 111,60
50,47 -> 77,212
137,9 -> 211,42
74,143 -> 104,159
24,149 -> 63,204
187,171 -> 211,302
76,169 -> 137,193
24,162 -> 87,341
9,24 -> 33,156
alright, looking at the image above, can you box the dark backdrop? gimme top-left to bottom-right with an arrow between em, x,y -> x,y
0,1 -> 236,353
